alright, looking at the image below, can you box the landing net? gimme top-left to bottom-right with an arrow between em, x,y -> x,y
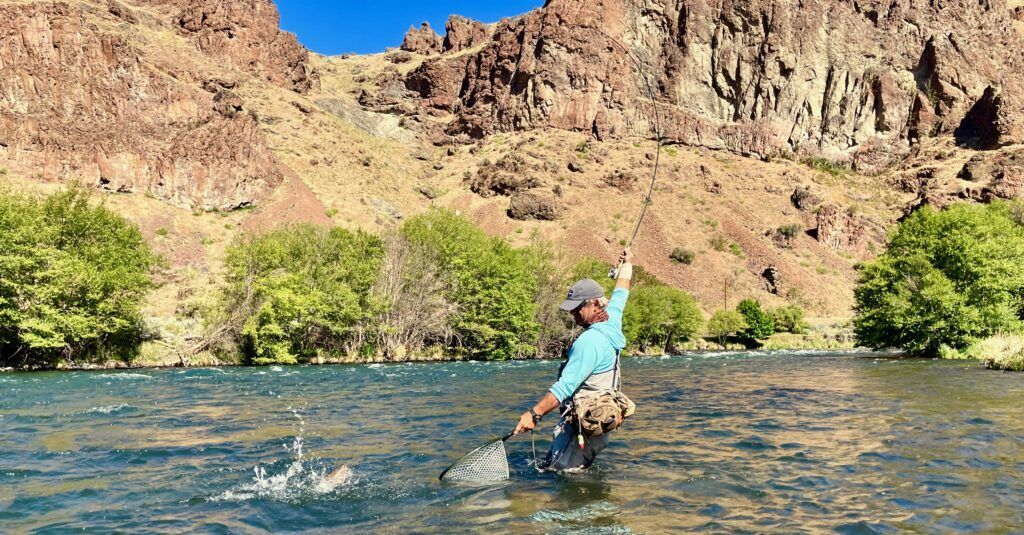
439,439 -> 510,482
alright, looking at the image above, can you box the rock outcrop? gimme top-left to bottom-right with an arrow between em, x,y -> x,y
144,0 -> 319,93
958,149 -> 1024,201
396,0 -> 1024,169
401,22 -> 443,55
791,187 -> 824,212
815,204 -> 865,252
443,16 -> 490,53
0,2 -> 283,210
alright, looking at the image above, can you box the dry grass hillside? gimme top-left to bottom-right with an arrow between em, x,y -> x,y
3,0 -> 1021,359
255,50 -> 909,318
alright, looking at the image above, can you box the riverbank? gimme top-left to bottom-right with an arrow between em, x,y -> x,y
3,331 -> 863,372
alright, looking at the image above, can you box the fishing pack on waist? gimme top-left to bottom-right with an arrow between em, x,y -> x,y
572,390 -> 636,437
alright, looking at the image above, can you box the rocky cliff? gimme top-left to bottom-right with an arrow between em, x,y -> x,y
0,0 -> 317,210
137,0 -> 319,93
401,0 -> 1024,172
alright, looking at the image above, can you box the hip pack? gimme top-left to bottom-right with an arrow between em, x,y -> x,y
560,336 -> 637,437
573,390 -> 636,436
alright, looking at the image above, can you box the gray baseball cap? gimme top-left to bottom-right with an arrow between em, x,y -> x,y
558,278 -> 606,311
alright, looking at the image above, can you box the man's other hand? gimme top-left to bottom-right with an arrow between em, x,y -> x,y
619,247 -> 633,265
514,411 -> 536,435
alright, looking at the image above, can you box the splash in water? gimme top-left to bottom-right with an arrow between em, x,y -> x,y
211,407 -> 355,503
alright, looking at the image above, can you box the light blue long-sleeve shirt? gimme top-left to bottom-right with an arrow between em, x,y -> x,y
549,288 -> 629,402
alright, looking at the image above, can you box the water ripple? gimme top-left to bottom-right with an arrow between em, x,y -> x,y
2,353 -> 1024,532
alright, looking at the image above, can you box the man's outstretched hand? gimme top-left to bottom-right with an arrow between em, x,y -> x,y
514,411 -> 535,435
619,247 -> 633,265
615,248 -> 634,289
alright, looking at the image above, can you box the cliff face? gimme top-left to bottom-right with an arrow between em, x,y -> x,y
149,0 -> 320,93
0,0 -> 318,210
404,0 -> 1024,170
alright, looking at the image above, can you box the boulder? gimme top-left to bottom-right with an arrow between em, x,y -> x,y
790,187 -> 823,212
508,192 -> 564,221
213,91 -> 244,118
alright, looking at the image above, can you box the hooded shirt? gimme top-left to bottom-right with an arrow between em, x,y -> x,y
549,288 -> 629,402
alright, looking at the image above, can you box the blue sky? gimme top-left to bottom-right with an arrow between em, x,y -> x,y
274,1 -> 544,55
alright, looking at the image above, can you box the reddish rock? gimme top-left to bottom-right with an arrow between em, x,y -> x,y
213,91 -> 244,118
815,205 -> 865,253
0,2 -> 282,210
397,0 -> 1024,163
443,16 -> 489,53
401,22 -> 443,55
107,0 -> 137,22
470,154 -> 538,196
141,0 -> 319,93
790,187 -> 823,212
405,55 -> 473,111
508,191 -> 563,220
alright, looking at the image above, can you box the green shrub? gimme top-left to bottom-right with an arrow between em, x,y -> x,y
937,344 -> 966,360
223,224 -> 384,364
970,334 -> 1024,371
520,235 -> 574,358
777,224 -> 802,240
707,310 -> 748,347
401,209 -> 539,360
0,185 -> 156,367
854,202 -> 1024,354
729,243 -> 744,257
710,234 -> 729,252
802,157 -> 850,177
1012,201 -> 1024,226
623,285 -> 703,353
771,305 -> 809,334
670,247 -> 696,265
737,299 -> 775,340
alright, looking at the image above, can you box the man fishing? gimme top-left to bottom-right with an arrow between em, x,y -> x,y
513,248 -> 635,471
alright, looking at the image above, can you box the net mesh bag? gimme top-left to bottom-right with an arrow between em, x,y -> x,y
439,439 -> 510,481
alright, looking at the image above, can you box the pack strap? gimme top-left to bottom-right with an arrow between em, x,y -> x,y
611,349 -> 621,391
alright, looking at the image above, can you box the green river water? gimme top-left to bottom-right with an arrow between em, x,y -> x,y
2,350 -> 1023,533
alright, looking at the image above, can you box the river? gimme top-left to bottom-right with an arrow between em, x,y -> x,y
2,351 -> 1023,533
